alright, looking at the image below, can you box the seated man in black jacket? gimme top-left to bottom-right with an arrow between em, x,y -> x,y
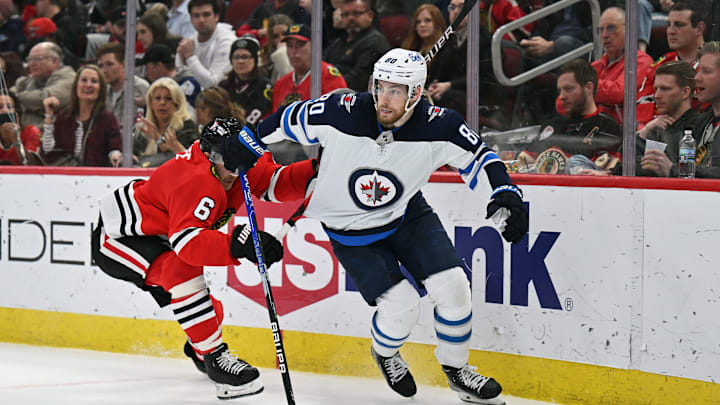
633,61 -> 698,177
324,0 -> 390,92
517,59 -> 621,174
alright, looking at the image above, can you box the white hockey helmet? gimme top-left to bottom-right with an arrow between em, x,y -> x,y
371,48 -> 427,114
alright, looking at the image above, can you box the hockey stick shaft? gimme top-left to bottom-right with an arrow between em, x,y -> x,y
275,192 -> 313,240
239,174 -> 295,405
423,0 -> 480,64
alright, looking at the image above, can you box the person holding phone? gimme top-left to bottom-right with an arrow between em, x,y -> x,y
0,92 -> 41,165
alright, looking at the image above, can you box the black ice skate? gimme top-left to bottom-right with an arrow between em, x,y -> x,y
205,343 -> 263,400
371,346 -> 417,397
183,341 -> 206,374
442,364 -> 505,404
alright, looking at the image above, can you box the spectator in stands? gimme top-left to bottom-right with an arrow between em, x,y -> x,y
687,41 -> 720,178
11,42 -> 75,128
0,0 -> 26,53
519,2 -> 591,65
34,0 -> 87,57
195,86 -> 246,128
325,0 -> 347,44
426,0 -> 491,116
633,61 -> 698,177
25,17 -> 81,70
0,52 -> 23,89
176,0 -> 237,89
637,1 -> 706,127
240,0 -> 309,41
84,6 -> 127,62
105,7 -> 127,43
134,77 -> 198,167
273,24 -> 348,112
324,0 -> 390,92
260,13 -> 293,84
40,65 -> 122,167
138,43 -> 202,109
479,0 -> 533,43
147,3 -> 170,20
0,92 -> 40,165
517,59 -> 621,175
401,4 -> 447,55
558,7 -> 652,124
97,43 -> 150,133
168,0 -> 196,39
138,12 -> 182,56
219,35 -> 272,126
638,0 -> 655,52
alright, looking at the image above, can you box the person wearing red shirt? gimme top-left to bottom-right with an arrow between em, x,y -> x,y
636,1 -> 706,127
0,92 -> 40,165
272,24 -> 348,112
555,7 -> 652,124
91,118 -> 315,400
479,0 -> 533,43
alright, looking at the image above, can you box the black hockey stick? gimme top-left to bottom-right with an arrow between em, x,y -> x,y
239,173 -> 295,405
423,0 -> 481,64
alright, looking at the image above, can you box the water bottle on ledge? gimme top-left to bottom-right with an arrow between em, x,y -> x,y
678,128 -> 696,179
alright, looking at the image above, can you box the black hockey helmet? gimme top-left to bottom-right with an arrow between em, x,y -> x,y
200,117 -> 244,164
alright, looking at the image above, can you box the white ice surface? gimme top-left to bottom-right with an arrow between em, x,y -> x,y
0,343 -> 556,404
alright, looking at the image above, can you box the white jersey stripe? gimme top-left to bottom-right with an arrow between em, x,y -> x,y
190,329 -> 223,352
126,183 -> 144,236
265,166 -> 285,202
169,276 -> 207,299
170,227 -> 203,255
100,239 -> 147,277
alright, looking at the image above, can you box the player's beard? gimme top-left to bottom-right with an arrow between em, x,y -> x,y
376,105 -> 405,128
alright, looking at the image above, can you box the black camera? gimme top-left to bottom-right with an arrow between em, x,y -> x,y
0,112 -> 14,125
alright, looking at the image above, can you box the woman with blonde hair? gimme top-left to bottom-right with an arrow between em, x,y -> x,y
41,64 -> 121,166
195,86 -> 245,127
134,77 -> 198,167
401,4 -> 447,55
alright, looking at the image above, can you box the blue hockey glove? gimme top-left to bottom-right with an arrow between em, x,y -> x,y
486,185 -> 528,244
219,124 -> 266,173
230,224 -> 284,266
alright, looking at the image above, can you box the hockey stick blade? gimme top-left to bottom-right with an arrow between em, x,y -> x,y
239,174 -> 296,405
423,0 -> 480,64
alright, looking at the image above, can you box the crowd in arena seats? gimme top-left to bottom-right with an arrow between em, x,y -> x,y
0,0 -> 717,178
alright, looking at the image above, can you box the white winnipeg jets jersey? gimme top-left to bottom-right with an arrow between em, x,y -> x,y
258,92 -> 506,243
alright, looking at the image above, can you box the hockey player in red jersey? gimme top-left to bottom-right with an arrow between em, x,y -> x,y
91,117 -> 315,400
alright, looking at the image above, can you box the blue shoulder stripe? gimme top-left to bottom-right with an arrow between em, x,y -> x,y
281,102 -> 300,143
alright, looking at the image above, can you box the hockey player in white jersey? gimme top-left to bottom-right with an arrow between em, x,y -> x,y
221,48 -> 528,405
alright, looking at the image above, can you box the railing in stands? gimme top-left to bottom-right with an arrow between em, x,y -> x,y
490,0 -> 603,87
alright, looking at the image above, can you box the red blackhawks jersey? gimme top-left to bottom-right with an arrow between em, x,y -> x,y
0,126 -> 40,164
272,61 -> 347,112
99,141 -> 314,267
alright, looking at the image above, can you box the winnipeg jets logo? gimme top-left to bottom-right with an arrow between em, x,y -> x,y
348,169 -> 403,210
361,177 -> 390,204
339,93 -> 356,114
427,106 -> 445,122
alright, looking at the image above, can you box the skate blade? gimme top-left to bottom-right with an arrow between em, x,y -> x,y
456,391 -> 506,405
215,379 -> 264,400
